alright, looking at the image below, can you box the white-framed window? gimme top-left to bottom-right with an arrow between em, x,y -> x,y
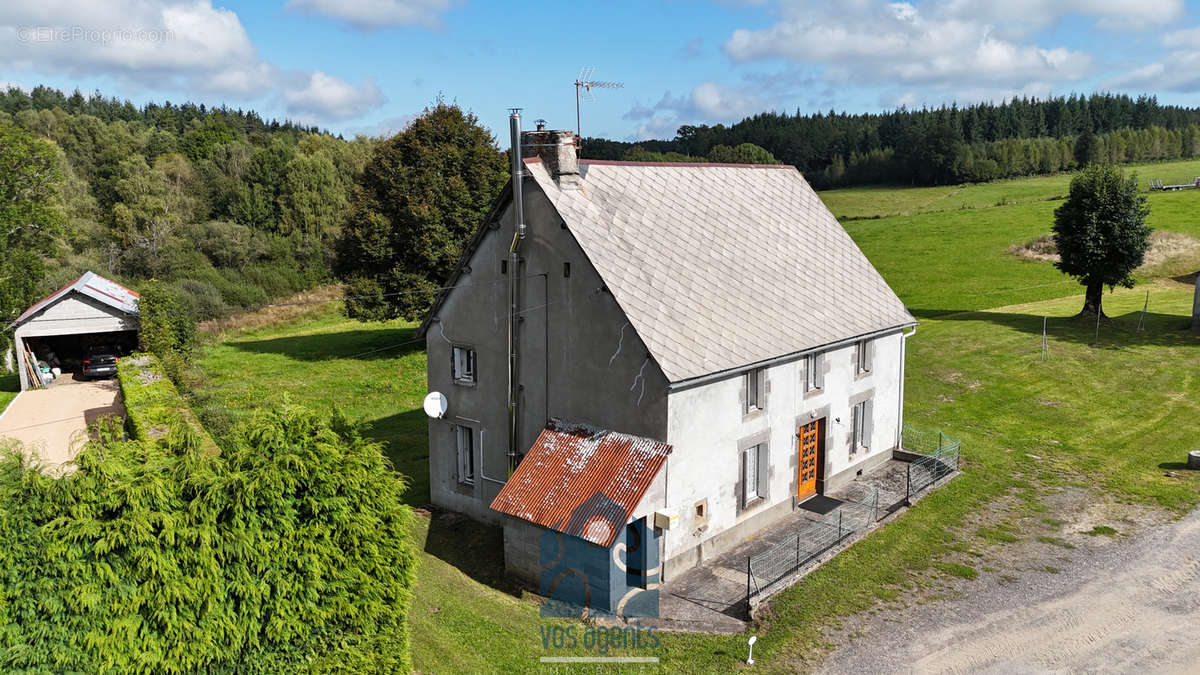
456,425 -> 475,485
744,368 -> 765,413
805,352 -> 824,392
742,443 -> 769,506
452,346 -> 476,384
851,400 -> 873,455
855,339 -> 873,375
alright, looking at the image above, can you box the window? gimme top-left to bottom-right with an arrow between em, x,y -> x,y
694,499 -> 708,528
851,400 -> 873,455
742,443 -> 769,507
745,368 -> 765,413
856,339 -> 873,375
452,346 -> 476,384
456,425 -> 475,485
805,352 -> 825,392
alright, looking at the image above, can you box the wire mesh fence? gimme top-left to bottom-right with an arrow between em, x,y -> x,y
902,424 -> 961,502
747,487 -> 878,606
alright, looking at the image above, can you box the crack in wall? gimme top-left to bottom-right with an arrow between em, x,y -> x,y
629,356 -> 649,407
609,321 -> 630,367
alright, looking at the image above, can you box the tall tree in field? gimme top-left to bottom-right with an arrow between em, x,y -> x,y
336,101 -> 507,320
1052,164 -> 1151,318
0,122 -> 64,354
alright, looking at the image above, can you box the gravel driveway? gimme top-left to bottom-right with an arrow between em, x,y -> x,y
820,506 -> 1200,674
0,377 -> 124,471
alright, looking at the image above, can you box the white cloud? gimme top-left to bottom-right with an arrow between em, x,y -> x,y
623,82 -> 777,140
1106,51 -> 1200,93
282,71 -> 386,122
0,1 -> 387,123
1101,23 -> 1200,94
0,1 -> 273,96
1163,25 -> 1200,49
723,1 -> 1093,91
286,0 -> 453,30
936,0 -> 1184,31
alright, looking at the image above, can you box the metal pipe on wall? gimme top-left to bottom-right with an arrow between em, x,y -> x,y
507,109 -> 526,474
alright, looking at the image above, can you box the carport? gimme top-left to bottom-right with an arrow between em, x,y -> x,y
10,272 -> 139,391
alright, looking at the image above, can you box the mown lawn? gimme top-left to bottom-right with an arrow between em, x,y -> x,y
190,309 -> 432,504
0,373 -> 18,417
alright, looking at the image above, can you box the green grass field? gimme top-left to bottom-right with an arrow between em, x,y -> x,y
0,373 -> 18,418
823,158 -> 1200,317
189,164 -> 1200,673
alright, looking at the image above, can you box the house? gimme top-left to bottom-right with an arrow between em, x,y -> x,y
8,272 -> 140,391
419,116 -> 915,614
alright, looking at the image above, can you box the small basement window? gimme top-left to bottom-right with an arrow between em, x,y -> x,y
456,425 -> 475,485
744,368 -> 765,414
452,346 -> 476,384
851,399 -> 874,454
856,339 -> 873,374
805,352 -> 825,392
742,443 -> 769,507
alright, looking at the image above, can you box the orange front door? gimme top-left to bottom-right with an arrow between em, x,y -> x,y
798,419 -> 821,499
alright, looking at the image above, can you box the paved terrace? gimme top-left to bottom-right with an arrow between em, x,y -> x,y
646,459 -> 928,634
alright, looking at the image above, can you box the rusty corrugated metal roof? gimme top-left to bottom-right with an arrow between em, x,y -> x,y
490,419 -> 671,548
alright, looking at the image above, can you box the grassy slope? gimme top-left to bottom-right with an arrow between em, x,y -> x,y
0,373 -> 17,418
823,158 -> 1200,317
191,310 -> 432,504
191,163 -> 1200,673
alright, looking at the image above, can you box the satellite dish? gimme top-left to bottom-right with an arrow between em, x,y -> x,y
423,392 -> 448,419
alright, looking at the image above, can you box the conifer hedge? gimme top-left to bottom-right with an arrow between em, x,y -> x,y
0,403 -> 418,672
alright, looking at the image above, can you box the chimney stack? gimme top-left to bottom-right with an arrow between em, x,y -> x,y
521,128 -> 579,188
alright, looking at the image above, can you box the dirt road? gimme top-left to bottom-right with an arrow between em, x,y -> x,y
819,505 -> 1200,674
0,377 -> 124,471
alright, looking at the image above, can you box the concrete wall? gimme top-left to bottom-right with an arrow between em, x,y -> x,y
426,175 -> 669,523
658,331 -> 905,578
13,292 -> 138,391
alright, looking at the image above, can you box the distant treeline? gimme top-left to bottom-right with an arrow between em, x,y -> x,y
0,85 -> 371,323
583,94 -> 1200,188
0,85 -> 321,136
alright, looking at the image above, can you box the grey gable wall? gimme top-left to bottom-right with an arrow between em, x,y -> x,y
426,175 -> 669,522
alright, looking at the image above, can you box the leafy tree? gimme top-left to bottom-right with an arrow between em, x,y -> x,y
278,152 -> 349,259
337,101 -> 507,321
0,122 -> 64,356
137,279 -> 196,357
1074,127 -> 1098,165
707,143 -> 781,164
1052,164 -> 1151,318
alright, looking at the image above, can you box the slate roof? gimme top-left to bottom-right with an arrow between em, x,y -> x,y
11,271 -> 140,328
525,159 -> 915,383
490,419 -> 672,548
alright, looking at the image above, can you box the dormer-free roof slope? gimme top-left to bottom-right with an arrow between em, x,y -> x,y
525,159 -> 914,383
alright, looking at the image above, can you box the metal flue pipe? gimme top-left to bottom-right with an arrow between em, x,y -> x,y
507,109 -> 526,474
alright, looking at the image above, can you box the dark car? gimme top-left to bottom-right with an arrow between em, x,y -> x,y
82,345 -> 119,379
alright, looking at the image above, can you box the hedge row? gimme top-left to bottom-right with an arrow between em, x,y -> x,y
116,352 -> 220,457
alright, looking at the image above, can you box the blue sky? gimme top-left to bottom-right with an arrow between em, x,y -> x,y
2,1 -> 1200,143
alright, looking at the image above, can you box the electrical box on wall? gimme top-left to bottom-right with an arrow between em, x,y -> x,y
654,510 -> 678,530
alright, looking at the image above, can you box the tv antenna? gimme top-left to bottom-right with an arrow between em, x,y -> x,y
574,67 -> 623,140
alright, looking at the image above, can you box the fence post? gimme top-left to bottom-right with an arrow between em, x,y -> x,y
905,466 -> 912,506
746,556 -> 751,605
838,509 -> 843,539
795,533 -> 801,566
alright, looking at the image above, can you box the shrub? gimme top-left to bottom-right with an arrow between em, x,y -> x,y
137,279 -> 197,358
171,278 -> 230,321
0,403 -> 418,673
